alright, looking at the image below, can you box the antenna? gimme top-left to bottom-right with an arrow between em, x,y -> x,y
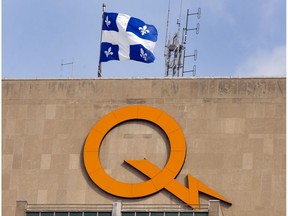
164,0 -> 171,49
61,58 -> 74,78
178,0 -> 183,34
165,32 -> 183,77
181,8 -> 201,77
164,6 -> 201,77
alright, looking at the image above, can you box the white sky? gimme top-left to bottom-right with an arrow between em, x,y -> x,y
2,0 -> 286,78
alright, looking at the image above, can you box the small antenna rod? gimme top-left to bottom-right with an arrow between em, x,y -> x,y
178,0 -> 183,34
164,0 -> 171,55
61,58 -> 74,77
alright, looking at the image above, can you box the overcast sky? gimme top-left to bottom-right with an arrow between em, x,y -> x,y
2,0 -> 286,78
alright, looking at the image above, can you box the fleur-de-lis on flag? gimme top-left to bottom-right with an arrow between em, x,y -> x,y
104,47 -> 113,58
139,25 -> 150,36
105,16 -> 111,27
140,48 -> 147,61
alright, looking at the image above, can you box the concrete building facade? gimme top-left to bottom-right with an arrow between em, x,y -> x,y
2,78 -> 286,216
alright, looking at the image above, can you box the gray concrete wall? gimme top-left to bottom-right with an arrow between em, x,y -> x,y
2,78 -> 286,216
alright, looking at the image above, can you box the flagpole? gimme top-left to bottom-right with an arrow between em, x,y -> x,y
98,3 -> 106,78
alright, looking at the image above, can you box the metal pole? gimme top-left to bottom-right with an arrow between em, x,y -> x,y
98,3 -> 106,78
181,9 -> 190,77
164,0 -> 171,77
164,0 -> 171,51
178,0 -> 183,35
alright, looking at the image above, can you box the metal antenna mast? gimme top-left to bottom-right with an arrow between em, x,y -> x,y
164,0 -> 171,49
164,4 -> 201,77
164,0 -> 170,76
181,8 -> 201,77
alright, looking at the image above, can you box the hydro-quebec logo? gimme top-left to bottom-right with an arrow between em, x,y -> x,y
83,106 -> 231,209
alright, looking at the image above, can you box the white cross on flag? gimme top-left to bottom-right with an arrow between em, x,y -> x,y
100,12 -> 158,63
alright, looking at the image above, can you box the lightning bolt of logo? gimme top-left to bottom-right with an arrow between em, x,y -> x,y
125,160 -> 232,209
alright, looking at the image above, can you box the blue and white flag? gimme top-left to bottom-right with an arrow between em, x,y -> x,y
100,12 -> 158,63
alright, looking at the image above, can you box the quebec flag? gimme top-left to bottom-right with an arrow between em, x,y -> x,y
100,12 -> 158,63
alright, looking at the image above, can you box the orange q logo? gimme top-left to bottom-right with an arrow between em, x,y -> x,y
83,105 -> 231,209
